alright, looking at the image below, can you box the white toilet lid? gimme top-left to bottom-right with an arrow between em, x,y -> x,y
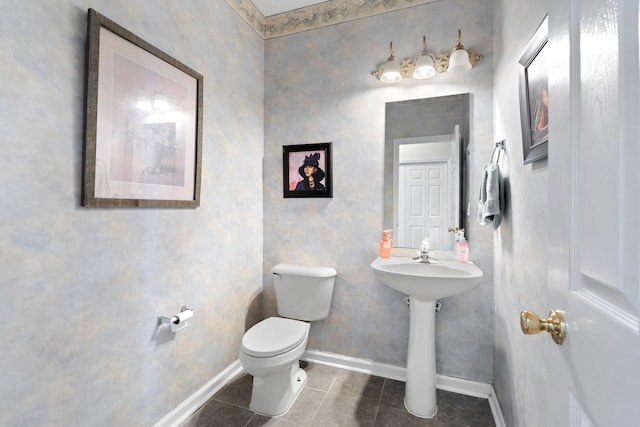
242,317 -> 309,357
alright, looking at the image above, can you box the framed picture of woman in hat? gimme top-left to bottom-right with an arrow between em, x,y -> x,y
282,143 -> 333,198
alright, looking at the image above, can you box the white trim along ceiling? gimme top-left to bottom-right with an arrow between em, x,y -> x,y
226,0 -> 439,39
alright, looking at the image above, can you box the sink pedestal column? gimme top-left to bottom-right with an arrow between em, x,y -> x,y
404,297 -> 437,418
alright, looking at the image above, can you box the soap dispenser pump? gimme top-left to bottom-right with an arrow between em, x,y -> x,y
420,237 -> 432,257
455,230 -> 469,263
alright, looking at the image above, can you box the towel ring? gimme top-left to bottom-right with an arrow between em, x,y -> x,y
491,140 -> 505,164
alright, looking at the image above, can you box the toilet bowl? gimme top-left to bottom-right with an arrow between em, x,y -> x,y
238,263 -> 337,417
239,317 -> 310,416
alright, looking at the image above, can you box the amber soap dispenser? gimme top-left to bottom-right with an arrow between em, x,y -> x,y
379,229 -> 393,258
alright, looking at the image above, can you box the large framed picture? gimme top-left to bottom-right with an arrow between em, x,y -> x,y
518,15 -> 549,164
82,9 -> 203,208
283,143 -> 333,198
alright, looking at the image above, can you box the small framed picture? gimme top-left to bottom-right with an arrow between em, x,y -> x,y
518,15 -> 549,164
283,143 -> 333,198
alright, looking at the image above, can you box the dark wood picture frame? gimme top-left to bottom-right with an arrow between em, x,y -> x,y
283,143 -> 333,198
82,9 -> 203,208
518,15 -> 549,164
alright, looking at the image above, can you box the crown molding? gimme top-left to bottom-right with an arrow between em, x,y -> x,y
226,0 -> 439,39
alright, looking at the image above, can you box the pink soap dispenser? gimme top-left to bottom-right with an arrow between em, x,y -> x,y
455,230 -> 469,263
379,229 -> 393,258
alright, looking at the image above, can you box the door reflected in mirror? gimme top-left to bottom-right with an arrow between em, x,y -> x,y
384,94 -> 470,250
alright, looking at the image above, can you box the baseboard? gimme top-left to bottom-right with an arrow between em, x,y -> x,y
153,360 -> 243,427
488,386 -> 507,427
302,348 -> 406,381
154,350 -> 506,427
303,348 -> 492,397
436,373 -> 491,398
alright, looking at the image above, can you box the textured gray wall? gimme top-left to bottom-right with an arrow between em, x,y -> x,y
493,0 -> 550,426
0,1 -> 264,425
264,0 -> 495,382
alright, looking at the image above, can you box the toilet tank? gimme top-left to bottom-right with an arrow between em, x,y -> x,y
272,263 -> 337,321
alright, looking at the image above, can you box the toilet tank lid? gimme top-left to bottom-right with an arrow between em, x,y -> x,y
272,263 -> 337,278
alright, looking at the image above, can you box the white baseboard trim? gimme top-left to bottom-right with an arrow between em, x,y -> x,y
154,350 -> 506,427
302,348 -> 406,382
436,374 -> 491,398
488,386 -> 507,427
153,360 -> 243,427
303,348 -> 491,397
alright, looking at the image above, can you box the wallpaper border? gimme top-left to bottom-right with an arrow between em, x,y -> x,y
225,0 -> 439,39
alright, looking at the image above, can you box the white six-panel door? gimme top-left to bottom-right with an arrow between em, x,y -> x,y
547,0 -> 640,425
398,162 -> 448,249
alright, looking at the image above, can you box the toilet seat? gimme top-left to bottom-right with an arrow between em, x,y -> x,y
242,317 -> 309,357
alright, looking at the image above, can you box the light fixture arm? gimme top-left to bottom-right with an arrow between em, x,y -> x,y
455,29 -> 464,50
387,41 -> 396,61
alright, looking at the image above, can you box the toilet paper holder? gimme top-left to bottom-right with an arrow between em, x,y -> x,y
158,305 -> 193,325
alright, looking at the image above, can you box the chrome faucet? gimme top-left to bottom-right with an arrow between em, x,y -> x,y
414,237 -> 438,263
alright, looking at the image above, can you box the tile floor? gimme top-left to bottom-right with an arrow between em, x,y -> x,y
180,362 -> 496,426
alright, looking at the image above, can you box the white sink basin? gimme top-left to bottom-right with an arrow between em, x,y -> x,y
370,256 -> 483,301
370,254 -> 484,418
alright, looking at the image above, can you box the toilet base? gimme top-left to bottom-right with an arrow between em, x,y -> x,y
249,362 -> 307,417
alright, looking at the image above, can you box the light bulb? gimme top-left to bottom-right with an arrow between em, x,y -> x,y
381,59 -> 402,83
448,48 -> 472,73
413,54 -> 436,79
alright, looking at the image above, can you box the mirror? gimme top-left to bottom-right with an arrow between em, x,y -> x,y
383,93 -> 470,250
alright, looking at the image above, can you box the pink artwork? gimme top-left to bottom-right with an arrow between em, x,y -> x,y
282,143 -> 332,198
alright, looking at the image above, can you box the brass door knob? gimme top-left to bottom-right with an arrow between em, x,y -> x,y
520,309 -> 567,345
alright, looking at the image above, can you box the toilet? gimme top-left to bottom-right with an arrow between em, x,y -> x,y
239,263 -> 337,417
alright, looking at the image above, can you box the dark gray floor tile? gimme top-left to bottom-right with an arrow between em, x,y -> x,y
213,373 -> 253,409
247,414 -> 301,426
300,361 -> 340,392
379,379 -> 406,410
374,405 -> 439,427
376,387 -> 493,427
435,390 -> 494,427
180,399 -> 255,427
328,370 -> 385,403
182,367 -> 495,427
277,386 -> 326,425
311,392 -> 379,427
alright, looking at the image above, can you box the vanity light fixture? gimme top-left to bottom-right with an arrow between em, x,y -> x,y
373,30 -> 483,83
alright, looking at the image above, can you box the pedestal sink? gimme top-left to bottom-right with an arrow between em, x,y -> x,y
371,253 -> 483,418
